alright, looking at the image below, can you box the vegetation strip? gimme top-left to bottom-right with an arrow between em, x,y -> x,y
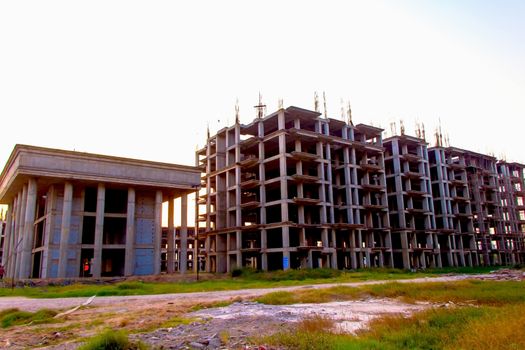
0,266 -> 500,298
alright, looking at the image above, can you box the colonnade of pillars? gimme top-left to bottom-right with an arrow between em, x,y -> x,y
1,178 -> 37,279
0,177 -> 190,279
166,194 -> 189,274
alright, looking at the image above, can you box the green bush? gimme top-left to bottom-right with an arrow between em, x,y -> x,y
231,268 -> 243,277
116,282 -> 146,290
78,329 -> 148,350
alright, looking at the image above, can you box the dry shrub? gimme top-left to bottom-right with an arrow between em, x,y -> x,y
297,315 -> 335,333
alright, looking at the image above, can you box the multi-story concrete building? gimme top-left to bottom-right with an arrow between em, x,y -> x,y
197,105 -> 525,271
428,146 -> 478,267
462,151 -> 503,266
0,145 -> 200,279
161,226 -> 206,272
384,134 -> 437,269
496,161 -> 525,265
196,106 -> 393,273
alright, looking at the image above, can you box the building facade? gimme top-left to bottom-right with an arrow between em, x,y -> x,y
197,106 -> 525,272
0,145 -> 200,279
196,106 -> 393,273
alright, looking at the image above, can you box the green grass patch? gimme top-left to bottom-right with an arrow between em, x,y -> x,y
0,308 -> 58,328
0,266 -> 505,299
77,329 -> 148,350
255,280 -> 525,306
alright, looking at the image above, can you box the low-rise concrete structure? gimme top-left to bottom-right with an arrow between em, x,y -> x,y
0,145 -> 200,279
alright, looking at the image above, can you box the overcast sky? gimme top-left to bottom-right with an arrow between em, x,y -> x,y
1,0 -> 524,167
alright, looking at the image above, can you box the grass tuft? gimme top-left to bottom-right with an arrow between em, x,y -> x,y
0,308 -> 58,328
116,282 -> 148,291
77,329 -> 148,350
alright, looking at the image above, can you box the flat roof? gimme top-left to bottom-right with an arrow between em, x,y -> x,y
0,144 -> 202,203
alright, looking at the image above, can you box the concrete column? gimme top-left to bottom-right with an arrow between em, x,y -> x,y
92,184 -> 105,278
194,190 -> 199,273
236,230 -> 242,268
42,186 -> 57,278
446,236 -> 454,266
261,229 -> 268,270
7,199 -> 18,278
20,178 -> 37,279
325,144 -> 335,224
331,229 -> 338,269
180,194 -> 188,274
322,228 -> 329,247
205,235 -> 211,272
124,188 -> 136,276
154,190 -> 163,275
350,230 -> 357,269
2,205 -> 13,269
282,226 -> 290,270
58,182 -> 73,278
167,197 -> 175,273
14,187 -> 27,279
9,193 -> 19,278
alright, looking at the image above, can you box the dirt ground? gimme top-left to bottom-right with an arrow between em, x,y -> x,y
1,270 -> 523,349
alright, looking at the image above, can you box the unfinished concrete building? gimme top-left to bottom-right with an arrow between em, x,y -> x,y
196,106 -> 393,273
383,135 -> 437,269
0,145 -> 200,279
496,161 -> 525,264
161,226 -> 205,272
428,146 -> 478,267
197,105 -> 525,271
462,151 -> 504,266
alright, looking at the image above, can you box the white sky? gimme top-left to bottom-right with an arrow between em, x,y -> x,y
1,0 -> 524,223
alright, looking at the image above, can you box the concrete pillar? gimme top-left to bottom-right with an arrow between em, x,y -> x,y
124,188 -> 136,276
282,226 -> 290,270
236,230 -> 242,268
42,186 -> 57,278
194,191 -> 199,273
92,184 -> 105,278
167,197 -> 175,273
307,250 -> 313,268
20,178 -> 37,279
446,236 -> 454,266
321,228 -> 329,247
205,235 -> 211,272
14,187 -> 27,279
350,230 -> 357,269
261,229 -> 268,270
58,182 -> 73,278
2,205 -> 13,269
154,190 -> 163,275
331,229 -> 338,269
180,193 -> 188,274
401,231 -> 410,269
